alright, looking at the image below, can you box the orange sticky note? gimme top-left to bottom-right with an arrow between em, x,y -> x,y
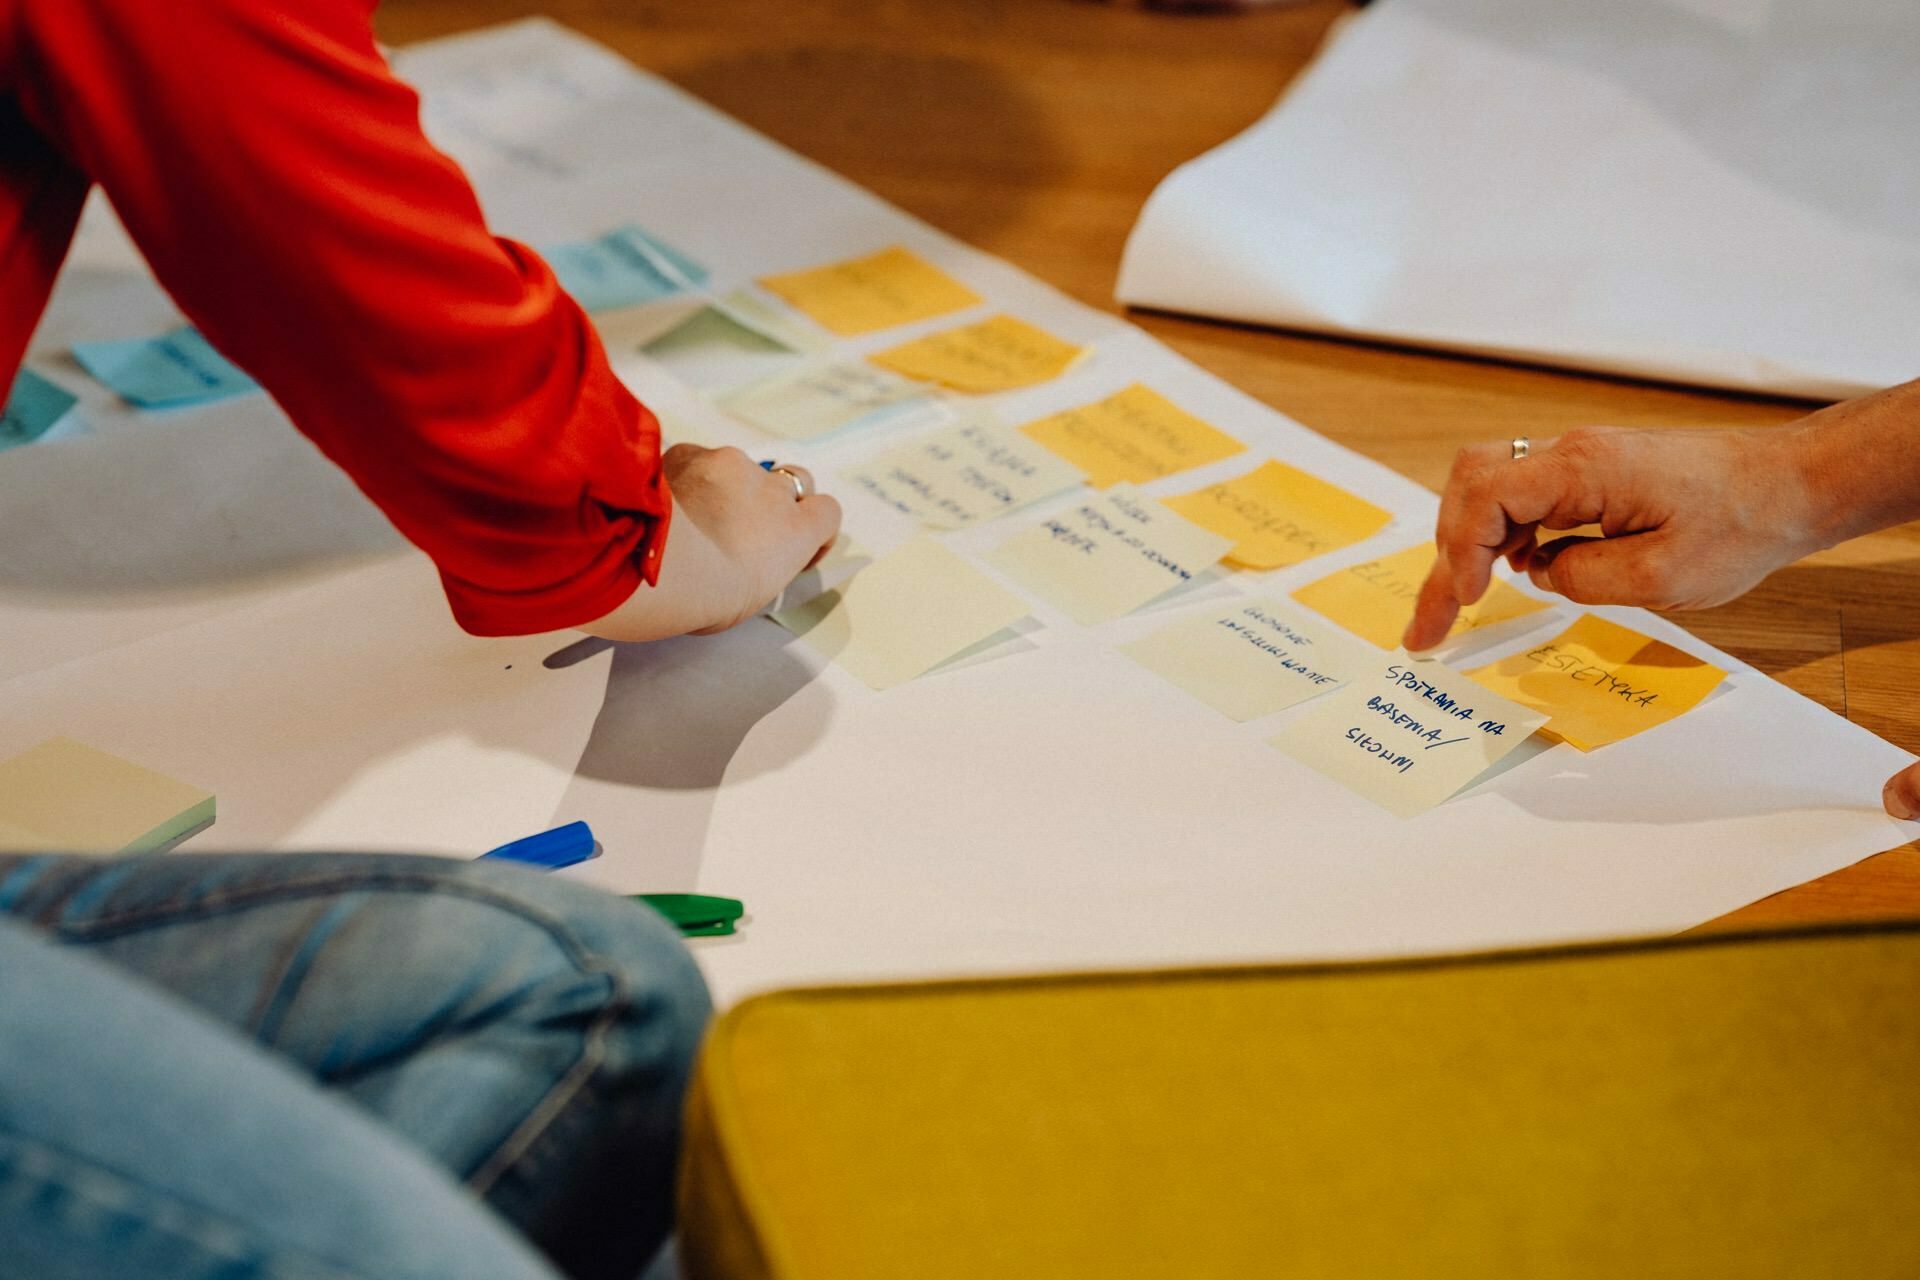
1019,384 -> 1244,489
1291,543 -> 1548,649
1467,614 -> 1727,750
759,246 -> 982,337
1162,460 -> 1391,570
868,315 -> 1086,394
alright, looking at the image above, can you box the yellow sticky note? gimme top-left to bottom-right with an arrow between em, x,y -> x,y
868,315 -> 1085,394
773,537 -> 1031,690
1292,543 -> 1548,650
848,414 -> 1086,529
718,361 -> 933,441
1467,615 -> 1727,751
759,246 -> 983,337
0,738 -> 215,854
1270,655 -> 1549,819
988,486 -> 1233,626
1122,598 -> 1371,722
1019,384 -> 1245,489
1162,460 -> 1391,570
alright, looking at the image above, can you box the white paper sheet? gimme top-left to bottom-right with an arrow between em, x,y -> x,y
1,20 -> 1910,1011
1118,0 -> 1920,399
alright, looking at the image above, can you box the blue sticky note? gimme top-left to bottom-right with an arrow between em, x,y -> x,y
545,224 -> 708,313
0,369 -> 79,451
71,327 -> 260,409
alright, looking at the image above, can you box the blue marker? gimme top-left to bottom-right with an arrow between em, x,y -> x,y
481,820 -> 597,870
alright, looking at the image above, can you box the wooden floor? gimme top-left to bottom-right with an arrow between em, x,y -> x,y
380,0 -> 1920,926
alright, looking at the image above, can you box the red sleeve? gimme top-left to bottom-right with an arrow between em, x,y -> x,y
10,0 -> 671,636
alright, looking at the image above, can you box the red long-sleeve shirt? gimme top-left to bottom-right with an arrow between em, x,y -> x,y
0,0 -> 670,636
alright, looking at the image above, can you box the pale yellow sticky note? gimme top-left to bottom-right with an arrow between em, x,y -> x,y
1162,460 -> 1391,570
1122,598 -> 1371,722
868,315 -> 1085,394
0,737 -> 215,854
988,486 -> 1233,626
718,360 -> 933,441
1292,543 -> 1549,650
849,414 -> 1086,529
1019,384 -> 1245,489
773,537 -> 1030,690
759,246 -> 983,336
1467,614 -> 1727,751
1271,655 -> 1549,818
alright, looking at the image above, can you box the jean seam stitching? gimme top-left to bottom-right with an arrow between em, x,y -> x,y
34,871 -> 567,940
464,958 -> 628,1196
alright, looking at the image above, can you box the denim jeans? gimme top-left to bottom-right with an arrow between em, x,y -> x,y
0,853 -> 712,1280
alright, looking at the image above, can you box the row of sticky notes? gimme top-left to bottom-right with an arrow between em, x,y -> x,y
587,236 -> 1729,801
636,246 -> 1089,434
776,516 -> 1724,814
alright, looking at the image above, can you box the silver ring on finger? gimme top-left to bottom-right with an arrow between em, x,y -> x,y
769,464 -> 810,501
1510,436 -> 1530,461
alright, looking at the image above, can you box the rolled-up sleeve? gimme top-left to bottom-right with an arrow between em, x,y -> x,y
12,0 -> 669,635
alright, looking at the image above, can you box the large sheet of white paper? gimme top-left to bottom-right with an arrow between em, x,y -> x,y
1118,0 -> 1920,400
1,20 -> 1910,1009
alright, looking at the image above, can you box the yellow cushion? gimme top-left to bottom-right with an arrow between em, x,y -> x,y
681,924 -> 1920,1279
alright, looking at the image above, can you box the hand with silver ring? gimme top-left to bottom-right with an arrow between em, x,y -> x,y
1401,422 -> 1835,654
1402,377 -> 1920,822
762,460 -> 813,501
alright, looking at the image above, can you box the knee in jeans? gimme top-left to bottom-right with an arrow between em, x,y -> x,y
447,859 -> 713,1069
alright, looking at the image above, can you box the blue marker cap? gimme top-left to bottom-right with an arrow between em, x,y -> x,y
481,820 -> 597,870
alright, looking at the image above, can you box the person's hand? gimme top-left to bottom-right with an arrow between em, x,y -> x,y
582,444 -> 841,643
1400,424 -> 1823,654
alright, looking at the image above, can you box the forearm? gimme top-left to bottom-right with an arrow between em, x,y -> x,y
1788,376 -> 1920,550
18,0 -> 669,637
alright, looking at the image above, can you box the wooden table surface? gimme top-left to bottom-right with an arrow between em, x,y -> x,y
380,0 -> 1920,927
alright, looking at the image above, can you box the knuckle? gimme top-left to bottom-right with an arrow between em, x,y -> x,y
1552,426 -> 1611,467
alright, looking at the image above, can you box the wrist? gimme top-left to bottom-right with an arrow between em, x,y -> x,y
1782,377 -> 1920,553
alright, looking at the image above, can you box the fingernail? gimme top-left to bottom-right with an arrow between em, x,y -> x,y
1883,782 -> 1915,821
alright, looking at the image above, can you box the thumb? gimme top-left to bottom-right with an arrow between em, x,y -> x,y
1883,761 -> 1920,821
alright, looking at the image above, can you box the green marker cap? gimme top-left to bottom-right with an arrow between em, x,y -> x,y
634,893 -> 745,935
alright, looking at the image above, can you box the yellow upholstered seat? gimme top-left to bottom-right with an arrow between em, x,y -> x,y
681,923 -> 1920,1279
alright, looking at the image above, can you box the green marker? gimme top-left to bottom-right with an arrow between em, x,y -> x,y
634,893 -> 745,938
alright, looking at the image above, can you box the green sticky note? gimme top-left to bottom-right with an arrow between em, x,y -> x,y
0,369 -> 78,450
